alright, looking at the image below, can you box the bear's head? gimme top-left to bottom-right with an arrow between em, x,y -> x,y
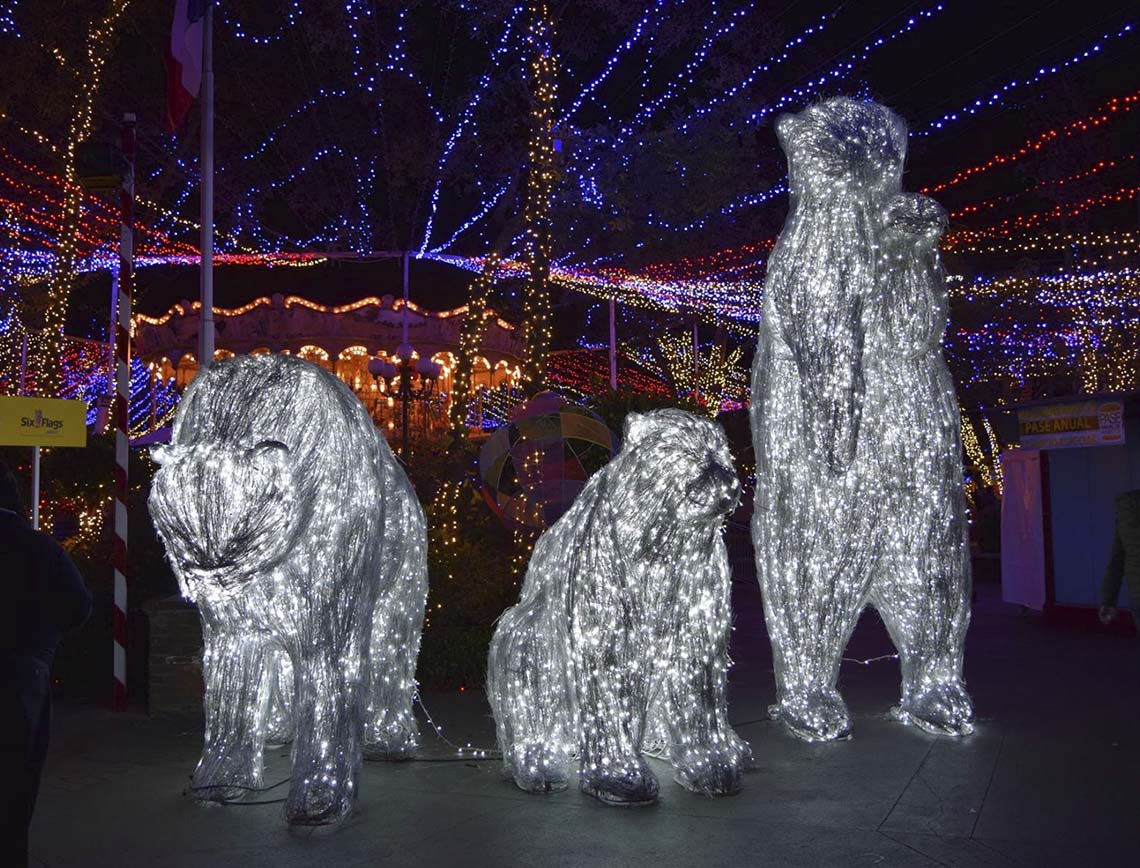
775,97 -> 906,200
618,409 -> 741,527
149,439 -> 303,602
881,192 -> 947,247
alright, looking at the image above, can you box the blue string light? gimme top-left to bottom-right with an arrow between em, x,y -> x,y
0,0 -> 18,36
217,0 -> 303,46
735,6 -> 946,129
419,5 -> 523,253
616,7 -> 831,141
916,23 -> 1136,136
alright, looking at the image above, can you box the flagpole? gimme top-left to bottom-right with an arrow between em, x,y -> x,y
198,2 -> 215,371
608,298 -> 617,391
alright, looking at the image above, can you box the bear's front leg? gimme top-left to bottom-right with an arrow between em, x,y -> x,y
662,570 -> 749,796
192,627 -> 270,803
665,671 -> 749,797
575,645 -> 659,806
286,649 -> 365,826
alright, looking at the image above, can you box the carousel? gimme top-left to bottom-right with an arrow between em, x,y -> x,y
133,291 -> 525,439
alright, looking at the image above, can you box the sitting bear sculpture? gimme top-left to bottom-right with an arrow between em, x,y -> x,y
149,354 -> 428,826
487,409 -> 748,806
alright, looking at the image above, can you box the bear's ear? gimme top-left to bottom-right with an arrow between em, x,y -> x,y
150,444 -> 185,466
774,113 -> 798,149
247,440 -> 291,474
622,412 -> 657,448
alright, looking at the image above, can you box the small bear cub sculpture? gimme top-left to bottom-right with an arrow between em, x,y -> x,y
488,409 -> 749,806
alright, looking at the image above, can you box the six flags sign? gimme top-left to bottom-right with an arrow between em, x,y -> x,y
0,395 -> 88,447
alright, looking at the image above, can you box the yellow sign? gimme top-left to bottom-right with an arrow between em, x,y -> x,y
0,396 -> 89,448
1017,400 -> 1125,450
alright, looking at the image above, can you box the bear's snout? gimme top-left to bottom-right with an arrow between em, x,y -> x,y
693,460 -> 740,516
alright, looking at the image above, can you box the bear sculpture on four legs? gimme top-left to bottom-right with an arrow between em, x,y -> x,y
149,354 -> 428,826
488,409 -> 749,806
750,96 -> 974,742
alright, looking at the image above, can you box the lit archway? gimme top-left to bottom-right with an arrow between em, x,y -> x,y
336,345 -> 371,390
297,345 -> 332,371
175,353 -> 198,388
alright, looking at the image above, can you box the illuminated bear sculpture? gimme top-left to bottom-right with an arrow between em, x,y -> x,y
488,409 -> 748,805
149,354 -> 428,825
872,192 -> 974,735
751,97 -> 973,742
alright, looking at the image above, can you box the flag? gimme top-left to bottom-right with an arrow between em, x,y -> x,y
163,0 -> 211,134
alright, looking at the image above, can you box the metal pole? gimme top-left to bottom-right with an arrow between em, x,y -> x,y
18,329 -> 27,395
401,359 -> 411,459
108,269 -> 118,393
402,251 -> 410,348
692,320 -> 700,404
198,4 -> 215,371
400,251 -> 411,458
31,446 -> 40,530
149,364 -> 157,431
113,112 -> 136,712
608,298 -> 617,391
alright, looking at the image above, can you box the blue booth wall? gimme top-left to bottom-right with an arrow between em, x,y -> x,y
1047,410 -> 1140,608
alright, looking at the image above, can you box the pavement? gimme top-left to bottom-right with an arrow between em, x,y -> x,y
29,579 -> 1140,868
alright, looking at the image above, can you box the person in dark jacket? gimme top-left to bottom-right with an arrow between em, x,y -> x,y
0,460 -> 92,868
1099,489 -> 1140,632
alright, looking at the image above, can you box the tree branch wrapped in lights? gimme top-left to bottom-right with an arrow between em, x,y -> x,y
751,97 -> 974,742
488,409 -> 749,805
148,354 -> 428,825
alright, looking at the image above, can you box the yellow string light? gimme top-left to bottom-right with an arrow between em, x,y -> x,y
519,0 -> 558,391
38,0 -> 132,395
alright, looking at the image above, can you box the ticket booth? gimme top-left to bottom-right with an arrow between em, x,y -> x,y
1000,395 -> 1139,624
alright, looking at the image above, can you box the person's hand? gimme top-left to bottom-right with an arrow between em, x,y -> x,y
1099,605 -> 1118,625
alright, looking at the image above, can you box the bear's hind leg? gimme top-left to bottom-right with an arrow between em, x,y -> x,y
755,471 -> 876,742
487,601 -> 572,794
192,627 -> 271,803
760,559 -> 863,743
871,512 -> 974,737
364,491 -> 428,761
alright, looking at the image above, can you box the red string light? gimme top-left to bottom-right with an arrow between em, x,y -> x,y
921,90 -> 1140,196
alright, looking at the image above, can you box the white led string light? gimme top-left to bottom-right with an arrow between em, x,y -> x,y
148,354 -> 428,825
488,409 -> 748,805
750,97 -> 973,742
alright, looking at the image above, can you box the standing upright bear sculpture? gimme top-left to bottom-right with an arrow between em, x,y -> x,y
149,354 -> 428,825
488,409 -> 748,805
751,97 -> 974,742
872,192 -> 974,735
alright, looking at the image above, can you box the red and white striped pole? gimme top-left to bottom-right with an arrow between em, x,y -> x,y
112,113 -> 135,711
